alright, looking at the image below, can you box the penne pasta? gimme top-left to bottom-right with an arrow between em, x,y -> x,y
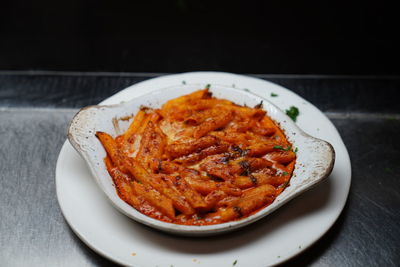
192,108 -> 233,138
136,121 -> 166,171
132,182 -> 175,219
97,88 -> 296,225
124,108 -> 146,142
166,135 -> 218,159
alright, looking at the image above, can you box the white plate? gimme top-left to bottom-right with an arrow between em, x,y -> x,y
56,72 -> 351,266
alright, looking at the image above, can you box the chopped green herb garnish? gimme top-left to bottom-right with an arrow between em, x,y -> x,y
286,106 -> 300,122
273,145 -> 292,151
271,92 -> 278,97
182,80 -> 186,85
294,147 -> 298,153
282,171 -> 289,176
205,84 -> 211,89
244,88 -> 250,92
233,260 -> 238,266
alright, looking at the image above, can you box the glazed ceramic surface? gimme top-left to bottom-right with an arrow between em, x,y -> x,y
68,84 -> 334,236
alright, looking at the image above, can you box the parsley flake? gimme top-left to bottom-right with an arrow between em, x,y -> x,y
286,106 -> 300,122
271,92 -> 278,97
273,145 -> 292,151
243,88 -> 250,92
282,171 -> 289,176
205,84 -> 211,89
182,80 -> 186,85
294,147 -> 298,153
233,260 -> 238,266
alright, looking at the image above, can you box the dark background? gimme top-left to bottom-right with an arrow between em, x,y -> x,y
1,0 -> 399,74
1,2 -> 400,266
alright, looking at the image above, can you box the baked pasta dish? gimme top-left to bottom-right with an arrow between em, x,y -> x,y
96,88 -> 296,225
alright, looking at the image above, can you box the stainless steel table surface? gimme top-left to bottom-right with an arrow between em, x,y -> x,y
1,72 -> 399,266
